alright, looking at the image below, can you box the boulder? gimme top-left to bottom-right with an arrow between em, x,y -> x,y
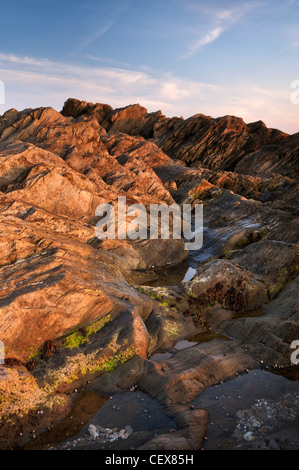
184,259 -> 268,313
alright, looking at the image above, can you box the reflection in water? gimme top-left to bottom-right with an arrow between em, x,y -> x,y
192,369 -> 299,450
187,331 -> 231,344
25,391 -> 176,450
25,391 -> 108,450
183,267 -> 197,282
151,351 -> 174,362
150,331 -> 231,362
232,308 -> 266,319
130,260 -> 187,287
55,391 -> 176,450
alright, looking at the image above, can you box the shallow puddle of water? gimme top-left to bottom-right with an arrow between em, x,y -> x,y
173,339 -> 198,350
192,369 -> 299,450
187,331 -> 231,344
150,331 -> 230,362
183,267 -> 197,282
141,261 -> 190,287
24,391 -> 108,450
151,351 -> 174,362
56,391 -> 176,450
30,391 -> 176,450
232,308 -> 266,319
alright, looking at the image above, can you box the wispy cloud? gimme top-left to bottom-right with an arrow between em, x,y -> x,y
0,51 -> 297,134
84,54 -> 131,69
0,51 -> 218,116
183,27 -> 225,57
0,52 -> 52,67
182,3 -> 258,58
159,76 -> 219,102
73,0 -> 133,54
74,22 -> 114,54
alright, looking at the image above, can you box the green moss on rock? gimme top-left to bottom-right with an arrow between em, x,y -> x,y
63,314 -> 111,350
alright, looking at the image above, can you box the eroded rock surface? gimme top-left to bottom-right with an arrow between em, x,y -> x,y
0,98 -> 298,450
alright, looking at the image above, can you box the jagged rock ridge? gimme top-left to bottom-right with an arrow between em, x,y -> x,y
0,98 -> 298,450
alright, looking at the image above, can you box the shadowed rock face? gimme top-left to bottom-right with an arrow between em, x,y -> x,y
234,131 -> 299,179
0,98 -> 298,450
151,115 -> 289,172
60,98 -> 290,174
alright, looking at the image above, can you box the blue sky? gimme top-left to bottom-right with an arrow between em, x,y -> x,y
0,0 -> 299,133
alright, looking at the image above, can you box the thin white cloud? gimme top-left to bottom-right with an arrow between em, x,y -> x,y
183,27 -> 224,58
0,52 -> 52,67
251,86 -> 274,97
182,3 -> 258,58
0,51 -> 297,134
85,54 -> 128,66
160,81 -> 190,101
74,22 -> 114,54
0,51 -> 219,115
73,0 -> 133,54
159,76 -> 219,102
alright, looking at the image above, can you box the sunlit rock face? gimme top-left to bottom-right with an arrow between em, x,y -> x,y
0,98 -> 298,450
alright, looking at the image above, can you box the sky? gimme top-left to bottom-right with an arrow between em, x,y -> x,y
0,0 -> 299,134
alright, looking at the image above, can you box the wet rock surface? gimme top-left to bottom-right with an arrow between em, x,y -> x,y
0,98 -> 298,450
192,369 -> 299,450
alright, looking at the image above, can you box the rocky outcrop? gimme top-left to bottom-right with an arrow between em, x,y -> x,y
234,131 -> 299,179
61,98 -> 165,138
185,259 -> 268,312
61,98 -> 113,122
0,108 -> 188,271
151,115 -> 288,172
220,276 -> 299,365
0,98 -> 298,450
60,99 -> 290,174
0,102 -> 190,447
